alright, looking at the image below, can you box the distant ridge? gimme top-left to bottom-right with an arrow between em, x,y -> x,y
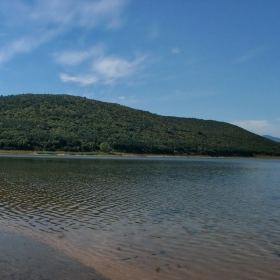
263,135 -> 280,143
0,94 -> 280,157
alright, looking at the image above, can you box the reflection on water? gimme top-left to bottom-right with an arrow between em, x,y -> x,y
1,156 -> 280,279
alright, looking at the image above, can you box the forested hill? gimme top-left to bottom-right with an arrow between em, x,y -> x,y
0,94 -> 280,157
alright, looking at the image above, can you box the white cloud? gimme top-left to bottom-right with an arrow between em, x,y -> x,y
172,47 -> 180,54
0,0 -> 127,64
58,53 -> 147,86
231,120 -> 280,137
94,57 -> 132,78
60,73 -> 98,86
93,56 -> 145,83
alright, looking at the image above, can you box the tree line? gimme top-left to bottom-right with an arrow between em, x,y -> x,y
0,94 -> 280,156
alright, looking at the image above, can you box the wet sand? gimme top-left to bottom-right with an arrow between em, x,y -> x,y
0,230 -> 109,280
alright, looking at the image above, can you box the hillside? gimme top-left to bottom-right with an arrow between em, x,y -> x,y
0,94 -> 280,157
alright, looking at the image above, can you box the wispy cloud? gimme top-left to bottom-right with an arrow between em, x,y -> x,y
232,120 -> 269,130
1,0 -> 127,29
234,47 -> 265,64
0,30 -> 57,64
231,119 -> 280,137
172,47 -> 180,54
0,0 -> 127,64
25,0 -> 127,29
60,73 -> 98,86
53,44 -> 105,66
57,45 -> 147,86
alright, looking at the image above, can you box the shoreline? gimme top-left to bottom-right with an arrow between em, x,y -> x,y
0,149 -> 279,159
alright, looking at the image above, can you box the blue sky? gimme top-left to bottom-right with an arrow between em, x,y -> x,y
0,0 -> 280,137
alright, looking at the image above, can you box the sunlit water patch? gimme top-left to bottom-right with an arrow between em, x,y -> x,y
1,156 -> 280,279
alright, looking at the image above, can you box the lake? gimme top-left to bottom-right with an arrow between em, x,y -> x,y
0,156 -> 280,279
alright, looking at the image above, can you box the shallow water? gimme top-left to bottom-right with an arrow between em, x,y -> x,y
0,230 -> 108,280
1,156 -> 280,279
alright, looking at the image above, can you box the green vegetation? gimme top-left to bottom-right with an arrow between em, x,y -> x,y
0,93 -> 280,157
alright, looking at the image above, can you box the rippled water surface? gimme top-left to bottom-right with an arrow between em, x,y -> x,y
1,156 -> 280,279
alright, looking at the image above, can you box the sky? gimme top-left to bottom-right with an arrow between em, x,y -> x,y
0,0 -> 280,137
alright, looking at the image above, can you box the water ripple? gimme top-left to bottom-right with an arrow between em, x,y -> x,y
1,157 -> 280,279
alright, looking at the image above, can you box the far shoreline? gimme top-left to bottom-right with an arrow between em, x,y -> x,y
0,149 -> 279,160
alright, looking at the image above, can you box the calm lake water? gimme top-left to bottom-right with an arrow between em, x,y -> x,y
0,156 -> 280,280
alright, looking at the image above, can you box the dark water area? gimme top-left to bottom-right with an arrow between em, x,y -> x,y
0,156 -> 280,279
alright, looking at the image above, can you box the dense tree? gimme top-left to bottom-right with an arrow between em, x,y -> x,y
0,93 -> 280,156
100,142 -> 111,152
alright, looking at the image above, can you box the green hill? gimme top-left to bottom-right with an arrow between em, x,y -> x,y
0,93 -> 280,157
